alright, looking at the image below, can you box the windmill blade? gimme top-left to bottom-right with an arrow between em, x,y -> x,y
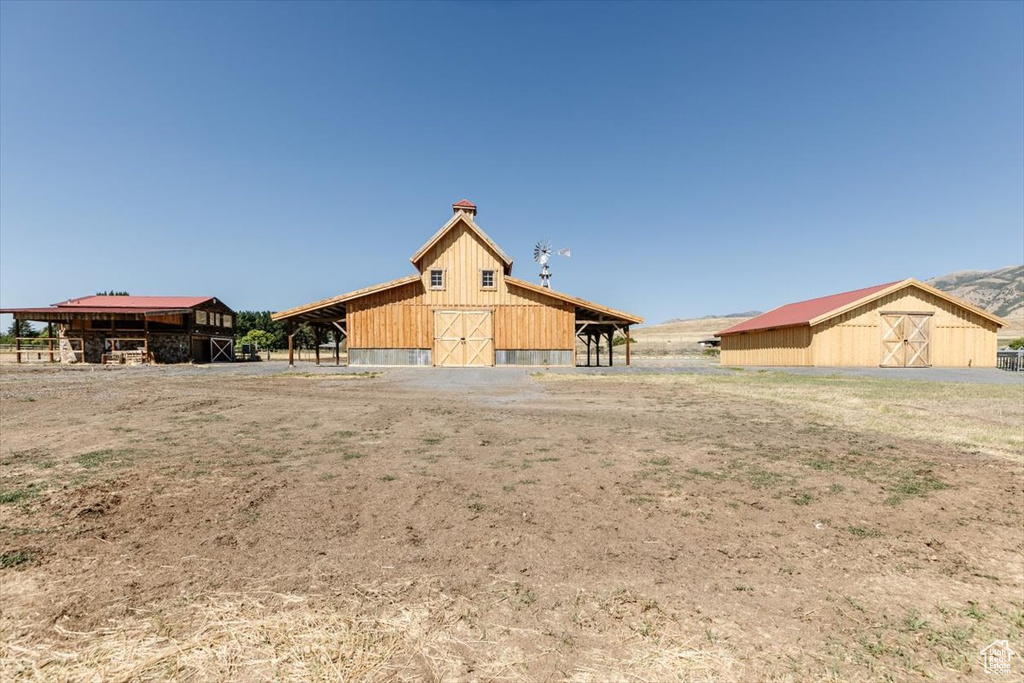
557,248 -> 571,258
533,240 -> 552,264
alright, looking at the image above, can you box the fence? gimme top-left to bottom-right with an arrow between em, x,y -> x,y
996,350 -> 1024,372
9,337 -> 85,363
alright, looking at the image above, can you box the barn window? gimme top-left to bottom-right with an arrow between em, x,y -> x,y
481,270 -> 495,289
430,269 -> 445,290
196,310 -> 207,325
223,313 -> 233,329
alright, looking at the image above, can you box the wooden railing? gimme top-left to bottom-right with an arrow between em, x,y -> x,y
13,337 -> 84,363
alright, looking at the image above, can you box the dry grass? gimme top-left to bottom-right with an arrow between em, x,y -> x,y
539,371 -> 1024,460
0,576 -> 746,683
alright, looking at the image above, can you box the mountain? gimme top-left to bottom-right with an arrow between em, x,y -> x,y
661,310 -> 762,324
927,265 -> 1024,319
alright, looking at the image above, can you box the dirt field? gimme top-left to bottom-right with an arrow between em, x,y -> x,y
1,363 -> 1022,681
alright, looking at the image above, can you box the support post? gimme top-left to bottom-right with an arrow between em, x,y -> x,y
143,317 -> 150,363
314,325 -> 322,366
608,330 -> 614,367
48,323 -> 54,363
625,325 -> 631,366
15,328 -> 21,364
596,332 -> 600,367
287,324 -> 295,367
586,334 -> 591,366
333,328 -> 341,366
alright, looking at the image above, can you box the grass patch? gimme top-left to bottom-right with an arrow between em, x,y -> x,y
76,449 -> 137,469
847,525 -> 882,539
0,484 -> 43,505
885,471 -> 951,505
341,452 -> 366,461
792,492 -> 815,506
0,549 -> 35,569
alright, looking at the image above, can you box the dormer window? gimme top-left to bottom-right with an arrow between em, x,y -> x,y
430,269 -> 445,290
481,269 -> 496,290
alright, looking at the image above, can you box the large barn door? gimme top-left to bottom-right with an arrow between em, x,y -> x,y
880,314 -> 905,367
880,313 -> 931,368
462,311 -> 494,367
433,311 -> 493,367
904,314 -> 931,367
434,311 -> 464,366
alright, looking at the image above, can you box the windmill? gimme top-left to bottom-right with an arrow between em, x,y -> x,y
533,240 -> 571,288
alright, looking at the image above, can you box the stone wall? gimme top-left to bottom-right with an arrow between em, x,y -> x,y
149,333 -> 191,364
57,326 -> 194,364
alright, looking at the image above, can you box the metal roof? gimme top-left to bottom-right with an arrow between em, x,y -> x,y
55,295 -> 215,308
716,278 -> 1004,336
716,282 -> 901,335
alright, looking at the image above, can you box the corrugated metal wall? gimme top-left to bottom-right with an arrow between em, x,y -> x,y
495,349 -> 573,366
349,349 -> 431,366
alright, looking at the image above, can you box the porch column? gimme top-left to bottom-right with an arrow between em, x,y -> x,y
625,325 -> 631,366
314,325 -> 322,366
608,330 -> 614,367
47,323 -> 54,363
287,324 -> 295,367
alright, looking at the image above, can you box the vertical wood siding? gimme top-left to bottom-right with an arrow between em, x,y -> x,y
811,286 -> 998,367
721,284 -> 999,367
719,327 -> 813,366
347,220 -> 574,352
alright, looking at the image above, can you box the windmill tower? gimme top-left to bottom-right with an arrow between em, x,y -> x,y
533,240 -> 570,288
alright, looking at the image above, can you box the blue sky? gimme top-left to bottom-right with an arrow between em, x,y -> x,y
1,1 -> 1021,328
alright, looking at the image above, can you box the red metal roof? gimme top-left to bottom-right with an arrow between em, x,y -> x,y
717,281 -> 902,335
1,306 -> 196,316
452,199 -> 476,208
56,295 -> 214,308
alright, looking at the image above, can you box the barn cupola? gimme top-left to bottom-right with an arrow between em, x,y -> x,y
452,199 -> 477,217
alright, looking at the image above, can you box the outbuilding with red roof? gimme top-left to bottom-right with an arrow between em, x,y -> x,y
1,295 -> 237,364
715,278 -> 1003,367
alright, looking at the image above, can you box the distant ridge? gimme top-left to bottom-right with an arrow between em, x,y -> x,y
926,265 -> 1023,319
661,310 -> 762,325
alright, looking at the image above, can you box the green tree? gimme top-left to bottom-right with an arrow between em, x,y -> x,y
95,290 -> 130,296
1009,337 -> 1024,350
6,320 -> 37,339
238,329 -> 275,350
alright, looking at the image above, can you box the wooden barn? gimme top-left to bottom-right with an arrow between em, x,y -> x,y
1,295 -> 237,364
273,200 -> 643,367
716,279 -> 1003,368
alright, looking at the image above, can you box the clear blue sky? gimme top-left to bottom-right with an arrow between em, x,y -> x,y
2,1 -> 1022,328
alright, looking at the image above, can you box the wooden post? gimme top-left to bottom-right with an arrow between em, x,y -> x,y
586,334 -> 591,366
333,328 -> 341,366
143,317 -> 150,363
314,325 -> 322,366
625,325 -> 631,366
15,327 -> 21,364
287,324 -> 295,367
608,330 -> 613,367
47,323 -> 54,363
596,332 -> 600,367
